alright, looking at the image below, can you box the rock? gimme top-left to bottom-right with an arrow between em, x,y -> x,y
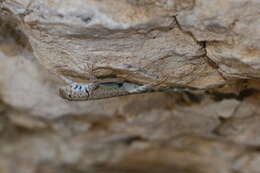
188,99 -> 241,119
177,0 -> 260,79
111,135 -> 255,173
237,153 -> 260,173
1,0 -> 224,88
111,108 -> 220,140
215,115 -> 260,146
2,0 -> 260,173
7,111 -> 48,130
0,156 -> 11,173
0,36 -> 178,118
0,51 -> 121,118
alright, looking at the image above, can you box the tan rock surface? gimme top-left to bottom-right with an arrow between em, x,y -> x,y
1,0 -> 260,173
177,0 -> 260,78
1,0 -> 224,88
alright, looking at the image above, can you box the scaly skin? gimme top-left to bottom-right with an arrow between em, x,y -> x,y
59,82 -> 156,101
58,77 -> 198,101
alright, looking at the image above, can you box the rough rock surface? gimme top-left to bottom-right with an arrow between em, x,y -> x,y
1,0 -> 260,173
177,0 -> 260,78
1,0 -> 225,88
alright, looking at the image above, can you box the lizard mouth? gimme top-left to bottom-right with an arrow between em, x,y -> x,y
59,87 -> 71,100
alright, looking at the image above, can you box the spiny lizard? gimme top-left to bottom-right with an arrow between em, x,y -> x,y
59,77 -> 198,101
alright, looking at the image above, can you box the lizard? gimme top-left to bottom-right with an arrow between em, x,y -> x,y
58,76 -> 200,101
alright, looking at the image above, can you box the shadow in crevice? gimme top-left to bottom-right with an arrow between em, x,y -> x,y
209,88 -> 258,101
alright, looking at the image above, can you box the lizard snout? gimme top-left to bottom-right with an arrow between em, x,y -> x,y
59,86 -> 73,100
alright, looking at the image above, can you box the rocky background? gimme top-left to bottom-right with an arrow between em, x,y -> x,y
0,0 -> 260,172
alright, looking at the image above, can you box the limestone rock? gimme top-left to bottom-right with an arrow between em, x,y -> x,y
216,116 -> 260,146
1,0 -> 224,88
0,51 -> 123,118
177,0 -> 260,79
111,108 -> 220,140
2,0 -> 260,173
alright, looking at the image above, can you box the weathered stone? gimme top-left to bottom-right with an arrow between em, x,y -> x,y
189,99 -> 241,119
215,115 -> 260,146
7,111 -> 48,130
111,108 -> 220,140
1,0 -> 224,88
1,0 -> 260,173
177,0 -> 260,79
0,51 -> 120,118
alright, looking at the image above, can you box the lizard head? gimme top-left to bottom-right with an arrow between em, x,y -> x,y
59,83 -> 92,101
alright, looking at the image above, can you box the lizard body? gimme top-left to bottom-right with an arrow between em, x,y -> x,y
59,81 -> 159,101
59,80 -> 200,101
